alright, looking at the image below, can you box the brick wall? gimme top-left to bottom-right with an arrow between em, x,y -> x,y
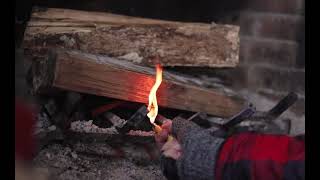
221,0 -> 305,116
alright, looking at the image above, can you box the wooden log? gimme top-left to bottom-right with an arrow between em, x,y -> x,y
23,8 -> 239,67
32,49 -> 245,117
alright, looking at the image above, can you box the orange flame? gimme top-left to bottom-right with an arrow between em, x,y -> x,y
147,64 -> 163,125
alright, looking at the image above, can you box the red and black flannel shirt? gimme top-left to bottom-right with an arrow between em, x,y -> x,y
215,132 -> 305,180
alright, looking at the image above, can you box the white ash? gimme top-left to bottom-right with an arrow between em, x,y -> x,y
71,152 -> 78,159
70,120 -> 118,134
73,142 -> 119,156
73,141 -> 160,166
48,125 -> 57,131
34,112 -> 53,135
104,112 -> 126,128
128,130 -> 155,136
70,120 -> 155,136
121,144 -> 159,165
33,143 -> 166,180
45,152 -> 51,159
36,112 -> 52,129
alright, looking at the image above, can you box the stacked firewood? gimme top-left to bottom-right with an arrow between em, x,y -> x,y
22,7 -> 295,160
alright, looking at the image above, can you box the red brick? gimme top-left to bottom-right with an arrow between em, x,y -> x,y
240,12 -> 304,41
245,0 -> 304,14
240,37 -> 298,67
296,36 -> 305,68
258,15 -> 304,41
248,66 -> 305,94
209,66 -> 249,89
239,13 -> 257,35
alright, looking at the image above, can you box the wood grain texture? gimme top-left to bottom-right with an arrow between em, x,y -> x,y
33,49 -> 244,117
23,8 -> 239,67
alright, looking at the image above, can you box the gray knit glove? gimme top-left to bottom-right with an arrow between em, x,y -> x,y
171,116 -> 225,180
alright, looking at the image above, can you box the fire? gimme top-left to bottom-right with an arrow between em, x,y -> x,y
147,64 -> 163,125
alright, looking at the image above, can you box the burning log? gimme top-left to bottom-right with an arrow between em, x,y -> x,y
23,8 -> 239,67
31,49 -> 244,117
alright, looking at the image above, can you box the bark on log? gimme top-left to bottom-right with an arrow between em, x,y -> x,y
23,8 -> 239,67
32,49 -> 244,117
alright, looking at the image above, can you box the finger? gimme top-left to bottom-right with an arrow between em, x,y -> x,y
170,140 -> 182,151
155,129 -> 170,143
161,138 -> 181,152
163,148 -> 182,160
155,131 -> 171,149
161,120 -> 172,133
161,138 -> 182,160
161,140 -> 174,152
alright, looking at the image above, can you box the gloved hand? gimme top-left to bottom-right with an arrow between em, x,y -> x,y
155,116 -> 225,180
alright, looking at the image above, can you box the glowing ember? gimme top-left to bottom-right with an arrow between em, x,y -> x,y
147,64 -> 163,125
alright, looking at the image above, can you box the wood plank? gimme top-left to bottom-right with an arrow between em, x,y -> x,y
23,8 -> 239,67
32,49 -> 244,117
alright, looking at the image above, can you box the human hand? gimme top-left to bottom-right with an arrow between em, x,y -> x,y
158,117 -> 225,180
154,120 -> 182,160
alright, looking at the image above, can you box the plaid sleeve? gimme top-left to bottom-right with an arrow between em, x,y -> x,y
15,98 -> 36,161
215,132 -> 305,180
